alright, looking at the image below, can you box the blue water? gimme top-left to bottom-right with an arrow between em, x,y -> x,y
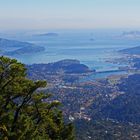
3,29 -> 140,80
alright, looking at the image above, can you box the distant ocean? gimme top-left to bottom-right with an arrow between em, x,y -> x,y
4,29 -> 140,79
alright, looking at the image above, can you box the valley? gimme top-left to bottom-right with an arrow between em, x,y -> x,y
26,45 -> 140,139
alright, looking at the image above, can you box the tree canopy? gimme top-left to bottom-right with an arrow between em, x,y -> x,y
0,56 -> 74,140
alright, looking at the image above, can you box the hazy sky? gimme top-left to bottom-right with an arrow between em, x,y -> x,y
0,0 -> 140,30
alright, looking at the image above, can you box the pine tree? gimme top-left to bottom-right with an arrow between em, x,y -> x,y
0,56 -> 75,140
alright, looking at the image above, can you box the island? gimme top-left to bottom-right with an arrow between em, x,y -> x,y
34,33 -> 59,37
120,31 -> 140,39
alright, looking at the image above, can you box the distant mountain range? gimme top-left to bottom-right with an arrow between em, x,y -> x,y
0,38 -> 45,55
119,46 -> 140,55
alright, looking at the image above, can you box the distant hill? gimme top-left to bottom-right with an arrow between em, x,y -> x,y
119,46 -> 140,55
95,74 -> 140,124
0,38 -> 45,55
27,59 -> 94,75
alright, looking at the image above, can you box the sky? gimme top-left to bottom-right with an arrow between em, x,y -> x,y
0,0 -> 140,30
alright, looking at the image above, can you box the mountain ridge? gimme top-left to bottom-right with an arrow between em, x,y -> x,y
119,46 -> 140,55
0,38 -> 45,55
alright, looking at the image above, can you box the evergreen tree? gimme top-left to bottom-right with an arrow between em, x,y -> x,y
0,56 -> 75,140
